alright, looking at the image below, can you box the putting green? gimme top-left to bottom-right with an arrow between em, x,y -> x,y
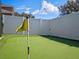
0,34 -> 79,59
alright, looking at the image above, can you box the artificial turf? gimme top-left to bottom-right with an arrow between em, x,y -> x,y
0,34 -> 79,59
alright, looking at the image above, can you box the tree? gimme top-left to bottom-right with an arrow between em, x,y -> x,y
29,14 -> 35,18
59,1 -> 79,15
21,12 -> 35,19
14,12 -> 21,17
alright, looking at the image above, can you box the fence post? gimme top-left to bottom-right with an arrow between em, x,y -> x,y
0,0 -> 2,37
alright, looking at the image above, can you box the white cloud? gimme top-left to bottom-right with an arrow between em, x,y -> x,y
16,5 -> 31,14
25,10 -> 30,14
42,1 -> 59,12
32,9 -> 47,15
32,0 -> 59,15
32,10 -> 40,15
16,5 -> 31,10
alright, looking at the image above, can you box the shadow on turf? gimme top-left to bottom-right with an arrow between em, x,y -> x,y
0,38 -> 7,49
40,35 -> 79,48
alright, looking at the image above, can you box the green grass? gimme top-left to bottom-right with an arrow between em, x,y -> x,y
0,34 -> 79,59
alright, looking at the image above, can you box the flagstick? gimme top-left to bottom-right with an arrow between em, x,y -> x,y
27,18 -> 30,59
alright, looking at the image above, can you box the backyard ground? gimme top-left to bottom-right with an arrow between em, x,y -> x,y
0,34 -> 79,59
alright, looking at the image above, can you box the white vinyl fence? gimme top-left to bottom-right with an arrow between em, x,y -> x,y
49,12 -> 79,40
3,15 -> 50,35
3,12 -> 79,40
3,15 -> 23,34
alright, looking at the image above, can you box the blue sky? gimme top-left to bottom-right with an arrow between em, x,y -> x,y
2,0 -> 68,19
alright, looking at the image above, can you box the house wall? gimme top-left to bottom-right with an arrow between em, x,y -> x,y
1,5 -> 14,15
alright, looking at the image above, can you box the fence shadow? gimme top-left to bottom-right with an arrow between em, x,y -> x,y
40,35 -> 79,48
